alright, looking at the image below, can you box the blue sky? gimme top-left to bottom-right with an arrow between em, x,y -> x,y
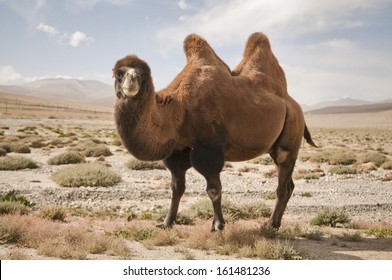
0,0 -> 391,105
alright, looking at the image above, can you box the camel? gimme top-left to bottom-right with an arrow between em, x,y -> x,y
113,32 -> 316,231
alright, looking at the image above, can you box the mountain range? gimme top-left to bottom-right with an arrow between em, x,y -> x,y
0,78 -> 115,107
0,78 -> 391,113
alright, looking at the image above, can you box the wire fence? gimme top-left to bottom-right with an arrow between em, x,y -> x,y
0,97 -> 113,119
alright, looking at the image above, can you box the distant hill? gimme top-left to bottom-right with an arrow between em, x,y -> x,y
306,102 -> 392,114
304,97 -> 372,111
0,78 -> 114,108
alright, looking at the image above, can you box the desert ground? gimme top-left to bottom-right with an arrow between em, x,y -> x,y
0,95 -> 391,260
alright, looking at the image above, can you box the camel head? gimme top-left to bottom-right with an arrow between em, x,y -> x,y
112,55 -> 151,99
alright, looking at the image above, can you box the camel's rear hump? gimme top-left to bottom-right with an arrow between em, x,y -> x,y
233,32 -> 287,91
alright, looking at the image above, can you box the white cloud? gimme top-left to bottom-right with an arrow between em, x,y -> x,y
36,22 -> 58,36
157,0 -> 390,49
0,65 -> 83,85
1,0 -> 46,23
178,0 -> 187,10
69,31 -> 94,47
64,0 -> 133,12
35,22 -> 94,47
0,65 -> 24,85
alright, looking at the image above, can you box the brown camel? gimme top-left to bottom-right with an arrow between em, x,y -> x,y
113,32 -> 316,231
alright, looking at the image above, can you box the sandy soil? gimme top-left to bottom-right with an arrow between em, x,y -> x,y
0,116 -> 391,260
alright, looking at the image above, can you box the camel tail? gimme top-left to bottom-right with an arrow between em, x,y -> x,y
304,124 -> 317,147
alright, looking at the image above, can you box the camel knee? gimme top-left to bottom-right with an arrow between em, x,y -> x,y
276,179 -> 294,200
207,186 -> 221,202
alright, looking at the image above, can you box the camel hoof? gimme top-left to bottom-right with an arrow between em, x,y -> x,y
156,223 -> 173,230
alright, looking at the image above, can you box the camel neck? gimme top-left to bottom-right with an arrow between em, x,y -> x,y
114,94 -> 176,161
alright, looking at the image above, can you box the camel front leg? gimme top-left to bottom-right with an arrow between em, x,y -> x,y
206,175 -> 225,231
159,149 -> 191,228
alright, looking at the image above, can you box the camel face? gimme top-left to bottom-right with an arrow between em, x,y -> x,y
114,66 -> 141,98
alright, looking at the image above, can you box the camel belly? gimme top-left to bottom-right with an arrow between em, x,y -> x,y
222,97 -> 286,161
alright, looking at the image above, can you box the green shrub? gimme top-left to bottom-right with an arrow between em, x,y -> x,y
0,148 -> 6,157
51,163 -> 121,187
47,151 -> 85,165
1,192 -> 34,207
0,156 -> 39,170
126,159 -> 165,170
310,208 -> 350,227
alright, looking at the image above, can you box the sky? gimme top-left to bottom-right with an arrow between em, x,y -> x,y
0,0 -> 391,105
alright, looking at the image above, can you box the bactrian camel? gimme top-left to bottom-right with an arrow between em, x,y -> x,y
113,32 -> 316,231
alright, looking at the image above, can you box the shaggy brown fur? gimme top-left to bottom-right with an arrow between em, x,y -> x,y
113,32 -> 316,231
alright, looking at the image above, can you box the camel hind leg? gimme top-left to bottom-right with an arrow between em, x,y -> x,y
159,148 -> 191,228
268,146 -> 297,229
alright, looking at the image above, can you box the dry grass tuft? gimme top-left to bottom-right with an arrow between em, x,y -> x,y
0,215 -> 130,259
39,205 -> 67,222
51,163 -> 121,187
0,156 -> 39,170
84,144 -> 112,157
0,201 -> 30,215
126,159 -> 166,170
47,151 -> 85,165
357,151 -> 388,167
328,165 -> 357,175
300,149 -> 356,165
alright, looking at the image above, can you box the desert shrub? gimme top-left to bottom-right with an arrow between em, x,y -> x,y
0,156 -> 39,170
328,165 -> 357,175
84,144 -> 112,157
304,149 -> 356,165
0,192 -> 34,207
47,151 -> 85,165
0,215 -> 130,259
336,232 -> 362,242
263,192 -> 276,200
51,163 -> 121,187
0,142 -> 12,153
0,201 -> 30,215
222,201 -> 271,220
250,155 -> 274,165
39,206 -> 66,222
0,148 -> 6,157
357,151 -> 387,167
293,168 -> 325,180
381,160 -> 392,170
182,199 -> 271,221
300,192 -> 312,198
126,159 -> 165,170
12,144 -> 31,154
310,208 -> 350,227
365,229 -> 392,237
302,230 -> 323,241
